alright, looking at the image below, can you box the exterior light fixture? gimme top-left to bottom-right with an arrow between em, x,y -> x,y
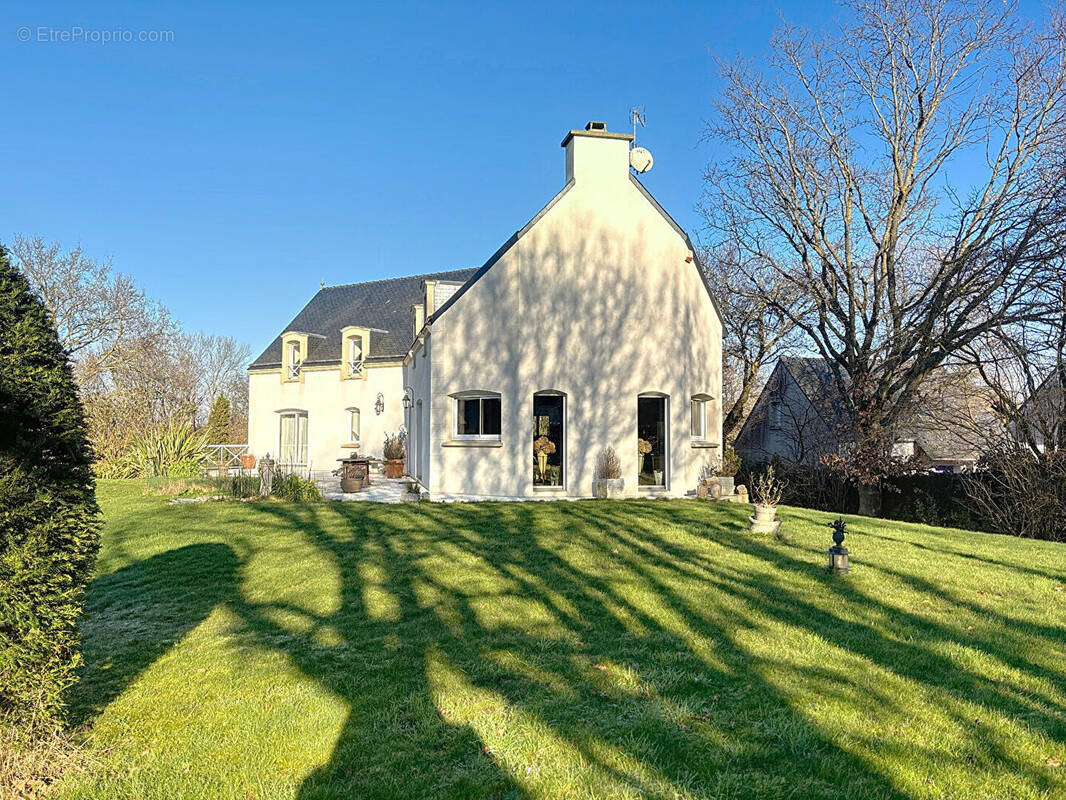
375,392 -> 385,415
402,387 -> 414,410
827,518 -> 850,574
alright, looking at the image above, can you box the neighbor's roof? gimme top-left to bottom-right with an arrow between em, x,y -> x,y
779,356 -> 852,434
780,356 -> 988,463
250,268 -> 477,369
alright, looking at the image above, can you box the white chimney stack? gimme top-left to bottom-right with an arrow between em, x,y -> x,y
562,121 -> 634,187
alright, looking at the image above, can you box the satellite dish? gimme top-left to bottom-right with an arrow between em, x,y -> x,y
629,146 -> 653,174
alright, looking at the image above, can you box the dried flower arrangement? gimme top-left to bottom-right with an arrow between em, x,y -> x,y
533,436 -> 556,456
637,438 -> 652,455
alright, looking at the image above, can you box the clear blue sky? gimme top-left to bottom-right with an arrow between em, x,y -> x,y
0,0 -> 1043,355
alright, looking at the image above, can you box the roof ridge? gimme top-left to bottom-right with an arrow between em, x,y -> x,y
323,267 -> 474,291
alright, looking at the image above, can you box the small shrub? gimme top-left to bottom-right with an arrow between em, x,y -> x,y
166,459 -> 203,479
718,446 -> 740,477
594,447 -> 622,480
272,473 -> 321,502
118,422 -> 208,478
964,445 -> 1066,541
383,431 -> 406,461
751,465 -> 785,507
229,474 -> 261,499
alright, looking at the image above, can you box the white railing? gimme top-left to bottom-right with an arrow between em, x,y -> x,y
349,359 -> 364,377
288,361 -> 302,379
203,444 -> 249,473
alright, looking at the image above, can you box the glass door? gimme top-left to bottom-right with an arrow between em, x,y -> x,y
637,395 -> 667,486
533,393 -> 564,486
279,412 -> 308,466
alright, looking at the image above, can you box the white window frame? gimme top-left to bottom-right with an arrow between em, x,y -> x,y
348,335 -> 364,376
346,407 -> 360,445
452,393 -> 502,441
691,395 -> 711,441
287,341 -> 302,379
278,410 -> 308,466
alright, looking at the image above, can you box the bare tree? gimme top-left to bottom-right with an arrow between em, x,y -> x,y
703,0 -> 1066,514
12,235 -> 172,384
702,244 -> 806,443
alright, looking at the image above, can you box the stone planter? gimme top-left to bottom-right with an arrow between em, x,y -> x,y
340,477 -> 362,493
718,476 -> 735,496
749,503 -> 780,534
592,477 -> 625,498
384,459 -> 404,479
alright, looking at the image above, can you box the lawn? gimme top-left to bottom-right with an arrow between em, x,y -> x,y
50,480 -> 1066,799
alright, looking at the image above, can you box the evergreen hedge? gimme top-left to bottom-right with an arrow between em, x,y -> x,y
0,246 -> 100,732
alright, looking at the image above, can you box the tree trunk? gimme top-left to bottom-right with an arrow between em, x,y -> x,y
857,481 -> 882,517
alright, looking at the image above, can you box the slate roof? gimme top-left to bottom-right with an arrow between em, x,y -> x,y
250,268 -> 477,369
779,357 -> 852,434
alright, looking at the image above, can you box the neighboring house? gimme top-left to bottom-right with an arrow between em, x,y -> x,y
735,357 -> 990,471
247,269 -> 475,469
1013,369 -> 1066,452
248,121 -> 725,498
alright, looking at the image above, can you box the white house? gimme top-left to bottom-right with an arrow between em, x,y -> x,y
248,121 -> 725,498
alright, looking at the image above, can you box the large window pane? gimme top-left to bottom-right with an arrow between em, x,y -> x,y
482,398 -> 501,436
638,396 -> 667,486
457,398 -> 480,435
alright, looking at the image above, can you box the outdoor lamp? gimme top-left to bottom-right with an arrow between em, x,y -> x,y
827,518 -> 851,574
402,387 -> 414,410
375,392 -> 385,415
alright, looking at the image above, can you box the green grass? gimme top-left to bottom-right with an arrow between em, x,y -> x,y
50,481 -> 1066,799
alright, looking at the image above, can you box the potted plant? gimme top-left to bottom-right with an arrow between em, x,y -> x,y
749,464 -> 784,533
533,436 -> 556,481
718,446 -> 740,496
383,431 -> 406,479
592,446 -> 625,498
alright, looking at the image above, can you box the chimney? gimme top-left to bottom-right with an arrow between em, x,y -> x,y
562,121 -> 634,186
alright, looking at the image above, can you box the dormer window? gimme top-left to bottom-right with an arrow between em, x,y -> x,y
341,327 -> 369,380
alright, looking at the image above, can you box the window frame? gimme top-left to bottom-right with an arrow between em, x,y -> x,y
346,407 -> 361,445
452,393 -> 502,441
277,410 -> 309,466
690,395 -> 712,441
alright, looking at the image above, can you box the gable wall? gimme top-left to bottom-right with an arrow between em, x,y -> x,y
418,172 -> 723,497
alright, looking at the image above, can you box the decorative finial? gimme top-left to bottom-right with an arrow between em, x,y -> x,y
827,518 -> 851,574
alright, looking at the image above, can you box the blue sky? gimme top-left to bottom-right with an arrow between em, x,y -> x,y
0,0 -> 1042,355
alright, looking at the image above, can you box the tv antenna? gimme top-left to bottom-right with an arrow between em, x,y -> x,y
630,106 -> 646,142
628,106 -> 653,174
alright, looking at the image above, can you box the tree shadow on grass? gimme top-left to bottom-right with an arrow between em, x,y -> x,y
71,542 -> 240,726
76,498 -> 1066,798
226,500 -> 920,799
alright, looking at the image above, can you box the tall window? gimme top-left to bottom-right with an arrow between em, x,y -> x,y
691,395 -> 711,441
279,411 -> 308,465
454,394 -> 501,439
347,407 -> 360,444
533,392 -> 565,486
637,394 -> 668,487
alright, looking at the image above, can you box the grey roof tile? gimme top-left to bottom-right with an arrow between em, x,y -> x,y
250,268 -> 477,368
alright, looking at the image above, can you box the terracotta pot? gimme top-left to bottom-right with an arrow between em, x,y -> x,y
240,454 -> 256,470
385,459 -> 404,479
